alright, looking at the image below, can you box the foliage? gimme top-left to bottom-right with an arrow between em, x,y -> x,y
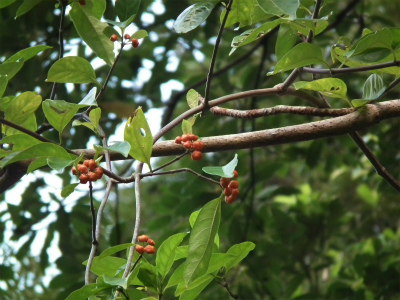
1,0 -> 400,300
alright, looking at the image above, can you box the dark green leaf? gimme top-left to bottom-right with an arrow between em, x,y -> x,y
0,0 -> 17,8
137,267 -> 158,293
174,3 -> 217,34
202,154 -> 238,178
46,57 -> 98,84
225,242 -> 256,271
275,24 -> 298,61
98,243 -> 134,259
258,0 -> 299,19
156,232 -> 187,279
15,0 -> 43,18
47,157 -> 75,172
5,45 -> 52,63
176,274 -> 213,298
0,76 -> 7,98
115,0 -> 140,22
64,283 -> 98,300
61,183 -> 80,198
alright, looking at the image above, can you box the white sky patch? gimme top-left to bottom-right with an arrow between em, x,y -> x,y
160,79 -> 184,102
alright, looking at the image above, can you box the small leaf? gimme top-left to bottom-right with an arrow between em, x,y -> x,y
82,256 -> 127,277
5,45 -> 52,63
174,3 -> 217,34
186,89 -> 201,109
89,107 -> 101,133
61,183 -> 80,198
124,107 -> 153,168
225,242 -> 256,271
182,119 -> 193,135
202,154 -> 238,178
156,232 -> 187,280
294,78 -> 348,99
47,57 -> 98,84
98,243 -> 135,259
72,120 -> 95,132
102,275 -> 128,289
47,157 -> 75,172
64,283 -> 98,300
258,0 -> 299,19
115,0 -> 140,22
222,0 -> 255,28
131,29 -> 148,39
351,74 -> 386,107
184,195 -> 222,287
269,43 -> 328,74
94,141 -> 131,158
15,0 -> 42,18
78,87 -> 98,106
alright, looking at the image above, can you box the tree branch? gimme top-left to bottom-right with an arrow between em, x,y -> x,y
302,60 -> 400,75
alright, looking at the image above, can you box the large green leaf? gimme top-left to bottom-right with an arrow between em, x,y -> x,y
0,0 -> 17,8
69,2 -> 115,66
294,78 -> 348,100
82,256 -> 127,277
0,61 -> 24,80
156,232 -> 187,280
275,24 -> 298,61
115,0 -> 140,22
42,100 -> 81,142
0,76 -> 8,98
270,42 -> 328,74
5,45 -> 52,63
225,242 -> 256,271
3,91 -> 41,135
184,196 -> 222,287
202,154 -> 238,178
76,0 -> 106,20
258,0 -> 299,19
174,2 -> 217,34
98,243 -> 135,259
46,57 -> 98,84
124,107 -> 153,168
222,0 -> 255,28
15,0 -> 42,18
176,274 -> 214,298
64,283 -> 98,300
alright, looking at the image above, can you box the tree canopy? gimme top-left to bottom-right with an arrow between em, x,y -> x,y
1,0 -> 400,299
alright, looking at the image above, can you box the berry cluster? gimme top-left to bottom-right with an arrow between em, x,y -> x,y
175,134 -> 204,161
135,235 -> 156,255
72,159 -> 104,184
110,34 -> 140,48
220,170 -> 239,204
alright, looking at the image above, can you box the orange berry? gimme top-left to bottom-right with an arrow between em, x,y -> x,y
233,170 -> 238,178
88,172 -> 98,182
135,245 -> 145,254
83,160 -> 90,167
220,177 -> 230,188
79,174 -> 89,184
94,167 -> 104,180
225,195 -> 235,204
132,39 -> 139,48
137,235 -> 149,243
124,33 -> 131,39
181,134 -> 191,142
88,159 -> 97,171
188,134 -> 198,141
231,188 -> 239,199
110,34 -> 118,42
147,238 -> 155,246
224,187 -> 232,196
228,180 -> 239,189
174,136 -> 182,144
78,164 -> 88,174
183,141 -> 192,149
191,150 -> 202,161
71,166 -> 77,175
192,141 -> 204,151
144,245 -> 155,254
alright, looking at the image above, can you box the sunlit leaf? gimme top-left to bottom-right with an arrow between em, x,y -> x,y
222,0 -> 255,28
0,61 -> 24,80
225,242 -> 256,271
131,29 -> 148,39
5,45 -> 52,63
294,78 -> 348,99
47,57 -> 98,84
157,232 -> 187,280
94,141 -> 131,158
103,275 -> 128,289
258,0 -> 299,19
82,256 -> 127,277
47,157 -> 75,172
352,74 -> 386,107
78,87 -> 98,106
202,154 -> 238,178
174,2 -> 217,34
61,183 -> 80,198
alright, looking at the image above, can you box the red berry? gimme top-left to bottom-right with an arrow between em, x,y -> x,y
174,136 -> 182,144
233,170 -> 238,178
225,195 -> 235,204
83,160 -> 90,167
79,174 -> 89,184
228,180 -> 239,189
132,39 -> 139,48
231,188 -> 239,199
188,134 -> 198,141
88,172 -> 97,182
71,166 -> 77,175
181,134 -> 191,142
183,141 -> 192,149
94,167 -> 104,180
144,245 -> 155,254
224,187 -> 232,196
192,141 -> 204,151
78,164 -> 88,174
147,238 -> 155,246
88,159 -> 97,171
135,245 -> 145,254
124,33 -> 131,39
220,177 -> 230,188
110,34 -> 118,42
137,235 -> 149,243
191,151 -> 202,161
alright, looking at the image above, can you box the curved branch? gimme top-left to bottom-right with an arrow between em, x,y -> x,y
302,60 -> 400,75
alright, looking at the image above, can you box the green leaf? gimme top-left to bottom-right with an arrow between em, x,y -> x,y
184,195 -> 222,287
69,2 -> 115,66
137,267 -> 158,293
202,154 -> 238,178
175,246 -> 189,261
94,141 -> 131,158
72,120 -> 95,132
15,0 -> 43,18
225,242 -> 256,271
0,76 -> 7,98
294,78 -> 348,99
182,119 -> 193,134
165,262 -> 185,290
89,107 -> 101,133
157,232 -> 187,280
47,57 -> 98,84
176,274 -> 214,298
5,45 -> 52,63
287,18 -> 329,37
124,107 -> 153,168
78,87 -> 98,106
82,256 -> 127,277
275,24 -> 298,61
258,0 -> 299,19
77,0 -> 106,20
0,143 -> 73,168
102,275 -> 128,289
64,283 -> 98,300
104,14 -> 136,29
186,89 -> 200,109
47,157 -> 75,172
42,100 -> 81,142
0,0 -> 17,9
131,29 -> 148,40
98,243 -> 134,259
352,74 -> 386,108
61,183 -> 80,198
174,2 -> 217,34
222,0 -> 255,28
0,61 -> 24,80
115,0 -> 140,22
0,134 -> 41,152
3,91 -> 41,135
270,43 -> 328,74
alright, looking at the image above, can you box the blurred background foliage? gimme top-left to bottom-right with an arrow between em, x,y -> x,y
1,0 -> 400,299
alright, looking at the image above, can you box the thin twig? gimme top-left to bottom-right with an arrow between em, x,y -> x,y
217,278 -> 238,300
306,0 -> 323,43
141,168 -> 221,186
302,60 -> 400,75
152,151 -> 189,173
89,181 -> 97,246
203,0 -> 234,112
0,118 -> 54,144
